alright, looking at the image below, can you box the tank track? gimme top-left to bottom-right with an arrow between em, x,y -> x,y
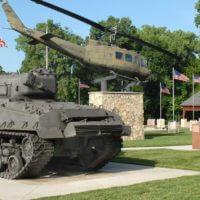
0,131 -> 54,179
48,136 -> 122,172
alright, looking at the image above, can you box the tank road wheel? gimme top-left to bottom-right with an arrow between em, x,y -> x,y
77,136 -> 122,171
78,148 -> 98,168
0,157 -> 6,172
21,137 -> 34,162
0,132 -> 54,180
7,155 -> 23,176
78,137 -> 109,170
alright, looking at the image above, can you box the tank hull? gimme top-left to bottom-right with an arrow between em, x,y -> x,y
0,100 -> 129,179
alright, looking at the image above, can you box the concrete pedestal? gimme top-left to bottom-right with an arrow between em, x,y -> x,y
147,119 -> 156,128
168,121 -> 179,133
157,119 -> 165,129
89,92 -> 144,140
181,119 -> 189,128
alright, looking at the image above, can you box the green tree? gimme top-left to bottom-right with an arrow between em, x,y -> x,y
195,0 -> 200,28
0,65 -> 4,74
138,26 -> 200,120
15,20 -> 94,103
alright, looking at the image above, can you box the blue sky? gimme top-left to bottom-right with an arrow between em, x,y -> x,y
0,0 -> 199,72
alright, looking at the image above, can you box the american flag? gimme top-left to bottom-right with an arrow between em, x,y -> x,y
173,69 -> 189,82
160,83 -> 170,95
0,38 -> 7,48
79,83 -> 90,89
194,75 -> 200,83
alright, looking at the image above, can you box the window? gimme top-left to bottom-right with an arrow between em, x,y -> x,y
141,58 -> 147,67
0,85 -> 7,96
115,52 -> 123,60
125,54 -> 133,62
134,56 -> 138,64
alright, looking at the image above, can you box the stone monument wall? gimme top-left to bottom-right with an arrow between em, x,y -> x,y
89,92 -> 144,140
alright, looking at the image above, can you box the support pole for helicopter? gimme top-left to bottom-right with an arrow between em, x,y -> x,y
93,74 -> 117,91
78,79 -> 80,104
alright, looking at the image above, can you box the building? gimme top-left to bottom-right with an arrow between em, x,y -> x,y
181,92 -> 200,119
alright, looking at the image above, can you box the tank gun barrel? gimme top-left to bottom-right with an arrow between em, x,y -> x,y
1,0 -> 85,62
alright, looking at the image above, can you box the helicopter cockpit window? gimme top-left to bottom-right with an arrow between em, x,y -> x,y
125,54 -> 132,62
0,85 -> 8,96
115,52 -> 123,60
141,58 -> 148,67
134,56 -> 138,64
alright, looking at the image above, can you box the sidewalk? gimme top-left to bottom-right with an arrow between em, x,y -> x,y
0,162 -> 200,200
122,145 -> 195,151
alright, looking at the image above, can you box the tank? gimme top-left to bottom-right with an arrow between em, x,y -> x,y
0,68 -> 130,179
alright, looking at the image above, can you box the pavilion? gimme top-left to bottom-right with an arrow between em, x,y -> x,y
181,92 -> 200,119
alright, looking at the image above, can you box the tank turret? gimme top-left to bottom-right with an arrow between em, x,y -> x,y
0,68 -> 56,101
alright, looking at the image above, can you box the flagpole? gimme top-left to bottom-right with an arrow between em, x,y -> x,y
45,23 -> 49,70
78,79 -> 80,105
193,74 -> 195,120
173,68 -> 175,121
160,82 -> 162,119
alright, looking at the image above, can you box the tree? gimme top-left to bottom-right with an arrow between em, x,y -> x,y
0,65 -> 5,74
195,0 -> 200,28
138,26 -> 200,120
16,20 -> 94,103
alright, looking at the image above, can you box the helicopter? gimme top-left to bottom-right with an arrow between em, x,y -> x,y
1,0 -> 180,81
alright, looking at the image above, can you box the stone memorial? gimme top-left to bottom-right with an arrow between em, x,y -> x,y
89,92 -> 144,140
156,119 -> 165,129
147,119 -> 156,128
181,118 -> 189,128
192,124 -> 200,149
168,121 -> 179,133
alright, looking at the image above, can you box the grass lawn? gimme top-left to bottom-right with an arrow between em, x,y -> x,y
114,149 -> 200,171
37,175 -> 200,200
123,129 -> 192,148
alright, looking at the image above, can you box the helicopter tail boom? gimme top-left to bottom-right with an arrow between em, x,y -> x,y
2,0 -> 25,33
1,1 -> 85,62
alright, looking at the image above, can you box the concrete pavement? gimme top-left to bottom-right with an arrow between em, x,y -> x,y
122,145 -> 194,151
0,162 -> 200,200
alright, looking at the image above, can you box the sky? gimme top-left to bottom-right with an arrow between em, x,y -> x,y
0,0 -> 199,72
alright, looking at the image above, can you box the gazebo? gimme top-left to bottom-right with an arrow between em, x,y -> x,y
181,92 -> 200,119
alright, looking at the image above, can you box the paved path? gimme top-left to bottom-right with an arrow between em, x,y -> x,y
122,145 -> 194,151
0,162 -> 200,200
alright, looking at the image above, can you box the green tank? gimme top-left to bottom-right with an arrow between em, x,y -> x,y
0,68 -> 129,179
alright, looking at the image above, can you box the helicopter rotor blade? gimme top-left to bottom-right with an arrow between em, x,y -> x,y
31,0 -> 181,61
30,0 -> 107,32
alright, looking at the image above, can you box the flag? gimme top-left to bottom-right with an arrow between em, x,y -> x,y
0,38 -> 7,48
173,69 -> 189,82
160,83 -> 170,95
194,75 -> 200,83
79,83 -> 90,89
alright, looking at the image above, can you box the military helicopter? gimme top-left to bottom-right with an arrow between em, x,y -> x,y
1,0 -> 180,81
